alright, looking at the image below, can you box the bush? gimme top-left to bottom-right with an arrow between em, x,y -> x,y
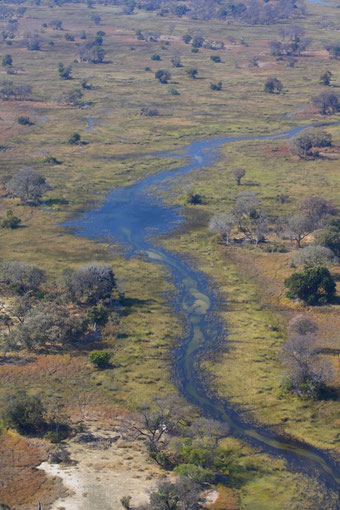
151,54 -> 161,61
89,351 -> 111,368
68,132 -> 81,145
292,245 -> 335,268
168,88 -> 180,96
210,81 -> 222,91
17,116 -> 33,125
140,107 -> 159,116
264,77 -> 283,93
210,55 -> 221,63
87,305 -> 109,327
2,54 -> 12,67
186,190 -> 202,205
174,464 -> 215,484
44,155 -> 62,165
155,69 -> 171,84
187,68 -> 198,79
3,391 -> 45,434
285,266 -> 336,305
1,209 -> 21,229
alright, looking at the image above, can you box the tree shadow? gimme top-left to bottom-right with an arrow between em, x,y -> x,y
119,296 -> 154,315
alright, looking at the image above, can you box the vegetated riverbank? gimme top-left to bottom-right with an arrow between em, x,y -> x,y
66,122 -> 340,508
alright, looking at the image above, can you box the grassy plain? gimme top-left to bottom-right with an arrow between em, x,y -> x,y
0,0 -> 339,508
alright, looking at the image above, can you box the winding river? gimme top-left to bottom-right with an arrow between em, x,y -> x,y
65,123 -> 340,503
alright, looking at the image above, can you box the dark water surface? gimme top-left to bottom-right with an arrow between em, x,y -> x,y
65,123 -> 340,502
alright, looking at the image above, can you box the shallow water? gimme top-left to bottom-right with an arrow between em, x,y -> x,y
65,122 -> 340,502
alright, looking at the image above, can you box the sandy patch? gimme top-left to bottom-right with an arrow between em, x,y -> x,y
38,434 -> 162,510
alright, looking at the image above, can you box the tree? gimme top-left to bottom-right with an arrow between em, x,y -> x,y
149,478 -> 203,510
233,192 -> 267,245
264,77 -> 283,93
187,68 -> 198,79
1,209 -> 21,229
2,54 -> 12,67
62,263 -> 117,305
91,14 -> 101,25
23,32 -> 41,51
314,220 -> 340,256
7,168 -> 50,205
320,71 -> 332,86
288,315 -> 318,337
292,245 -> 335,268
58,63 -> 72,80
11,302 -> 84,351
155,70 -> 171,84
325,43 -> 340,60
192,36 -> 204,48
209,214 -> 235,245
121,396 -> 191,455
79,41 -> 105,64
291,134 -> 314,159
281,335 -> 332,399
285,266 -> 336,305
62,89 -> 83,107
286,214 -> 315,248
0,261 -> 45,294
231,168 -> 246,186
313,91 -> 339,115
300,196 -> 336,228
183,34 -> 192,44
3,390 -> 45,434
